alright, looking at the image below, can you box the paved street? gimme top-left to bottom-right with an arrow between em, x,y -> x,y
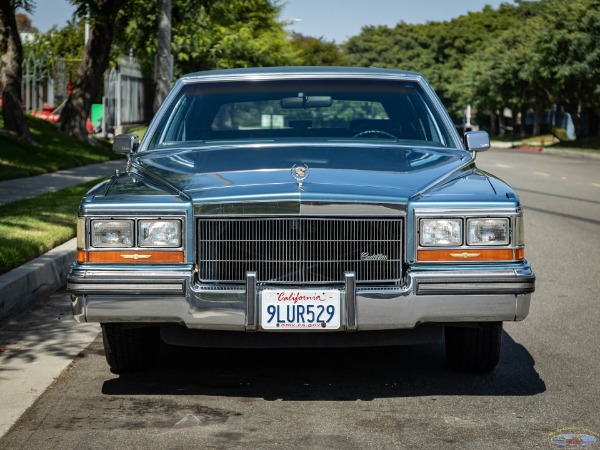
1,148 -> 599,449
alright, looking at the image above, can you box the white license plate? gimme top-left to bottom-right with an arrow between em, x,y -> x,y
261,289 -> 340,330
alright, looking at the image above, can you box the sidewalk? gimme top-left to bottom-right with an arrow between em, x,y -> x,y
0,159 -> 124,206
0,161 -> 126,438
0,288 -> 99,437
0,159 -> 126,322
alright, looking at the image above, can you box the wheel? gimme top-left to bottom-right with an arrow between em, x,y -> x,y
352,129 -> 397,139
444,322 -> 502,373
101,323 -> 160,373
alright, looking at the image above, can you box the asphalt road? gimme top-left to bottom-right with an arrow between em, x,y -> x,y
1,148 -> 599,449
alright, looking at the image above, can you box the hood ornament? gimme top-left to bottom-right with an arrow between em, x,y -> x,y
291,164 -> 309,190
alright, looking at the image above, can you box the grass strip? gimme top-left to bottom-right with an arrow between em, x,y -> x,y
0,111 -> 119,181
0,179 -> 102,275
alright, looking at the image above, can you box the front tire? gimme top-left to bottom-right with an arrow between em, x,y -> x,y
445,322 -> 502,373
101,323 -> 160,373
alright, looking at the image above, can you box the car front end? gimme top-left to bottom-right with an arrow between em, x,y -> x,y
68,67 -> 535,373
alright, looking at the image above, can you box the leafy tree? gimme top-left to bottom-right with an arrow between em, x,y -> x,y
117,0 -> 296,78
0,0 -> 34,142
15,12 -> 36,32
23,18 -> 85,89
344,5 -> 522,120
290,33 -> 349,66
529,0 -> 600,137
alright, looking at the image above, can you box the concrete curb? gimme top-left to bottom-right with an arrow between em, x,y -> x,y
0,238 -> 76,324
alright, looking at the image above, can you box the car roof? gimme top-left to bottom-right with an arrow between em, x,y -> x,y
180,66 -> 422,80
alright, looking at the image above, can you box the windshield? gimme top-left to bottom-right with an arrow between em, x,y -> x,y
147,78 -> 454,150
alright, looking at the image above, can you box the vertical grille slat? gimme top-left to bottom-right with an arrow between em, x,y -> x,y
198,217 -> 402,284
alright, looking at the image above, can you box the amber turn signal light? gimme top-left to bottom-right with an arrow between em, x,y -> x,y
86,250 -> 184,263
418,248 -> 523,262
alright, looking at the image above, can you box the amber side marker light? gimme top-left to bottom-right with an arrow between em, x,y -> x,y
86,250 -> 184,263
77,250 -> 87,263
418,248 -> 524,262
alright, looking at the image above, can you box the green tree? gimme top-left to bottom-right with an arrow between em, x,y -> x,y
118,0 -> 296,78
23,18 -> 85,88
15,12 -> 36,32
530,0 -> 600,137
290,33 -> 348,66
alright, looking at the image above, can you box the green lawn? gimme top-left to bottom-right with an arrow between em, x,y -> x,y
0,180 -> 101,275
0,111 -> 118,181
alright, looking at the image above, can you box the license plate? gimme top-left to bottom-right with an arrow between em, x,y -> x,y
261,289 -> 340,330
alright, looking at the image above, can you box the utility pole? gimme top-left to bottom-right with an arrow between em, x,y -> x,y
154,0 -> 172,113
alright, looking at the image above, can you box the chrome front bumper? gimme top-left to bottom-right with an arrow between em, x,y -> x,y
68,264 -> 534,330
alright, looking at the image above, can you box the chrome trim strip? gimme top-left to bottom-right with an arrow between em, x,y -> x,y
195,202 -> 407,216
345,271 -> 357,331
416,282 -> 535,296
68,281 -> 185,295
245,271 -> 257,331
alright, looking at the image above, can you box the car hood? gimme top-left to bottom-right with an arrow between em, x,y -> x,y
127,143 -> 478,203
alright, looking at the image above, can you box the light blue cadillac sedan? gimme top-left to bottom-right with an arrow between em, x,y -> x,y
68,67 -> 535,373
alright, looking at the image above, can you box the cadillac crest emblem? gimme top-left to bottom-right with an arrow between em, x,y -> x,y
291,164 -> 309,189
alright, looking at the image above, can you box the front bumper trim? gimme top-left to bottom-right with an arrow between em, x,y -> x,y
68,264 -> 534,329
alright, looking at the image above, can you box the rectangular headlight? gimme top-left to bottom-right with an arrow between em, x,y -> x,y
420,219 -> 462,246
91,220 -> 133,248
467,218 -> 509,246
138,220 -> 181,248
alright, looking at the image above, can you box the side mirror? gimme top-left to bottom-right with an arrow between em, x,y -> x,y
113,134 -> 139,155
464,131 -> 490,152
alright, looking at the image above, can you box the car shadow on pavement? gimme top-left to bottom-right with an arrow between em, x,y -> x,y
101,331 -> 545,400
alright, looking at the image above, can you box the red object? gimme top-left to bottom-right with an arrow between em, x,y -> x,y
519,145 -> 542,152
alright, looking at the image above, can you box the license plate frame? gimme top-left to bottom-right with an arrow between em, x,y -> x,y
260,289 -> 341,330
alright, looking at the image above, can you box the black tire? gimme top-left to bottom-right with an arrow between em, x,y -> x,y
101,323 -> 160,373
445,322 -> 502,373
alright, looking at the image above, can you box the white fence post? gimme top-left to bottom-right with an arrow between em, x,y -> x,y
103,57 -> 145,136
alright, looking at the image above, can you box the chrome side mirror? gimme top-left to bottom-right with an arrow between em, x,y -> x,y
464,131 -> 490,152
113,134 -> 139,155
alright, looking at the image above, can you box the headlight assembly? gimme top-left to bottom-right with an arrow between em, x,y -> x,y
91,220 -> 134,248
420,219 -> 462,247
138,220 -> 182,248
467,218 -> 509,246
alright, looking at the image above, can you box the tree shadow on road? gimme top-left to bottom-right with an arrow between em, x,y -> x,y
102,331 -> 545,400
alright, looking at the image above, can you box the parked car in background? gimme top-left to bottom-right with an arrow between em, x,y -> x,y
68,67 -> 535,373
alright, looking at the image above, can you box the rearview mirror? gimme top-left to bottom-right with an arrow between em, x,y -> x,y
281,96 -> 332,109
464,131 -> 490,152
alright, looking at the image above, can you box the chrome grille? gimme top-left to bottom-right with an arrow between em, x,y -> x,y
198,217 -> 403,284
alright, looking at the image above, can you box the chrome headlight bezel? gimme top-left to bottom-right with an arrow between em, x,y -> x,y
414,209 -> 525,263
419,218 -> 463,247
90,220 -> 134,248
466,218 -> 510,246
83,217 -> 185,251
138,219 -> 182,248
